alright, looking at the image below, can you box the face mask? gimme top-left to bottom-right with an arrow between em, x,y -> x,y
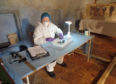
43,22 -> 49,27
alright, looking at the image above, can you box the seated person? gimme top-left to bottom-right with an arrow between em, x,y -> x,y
33,12 -> 67,78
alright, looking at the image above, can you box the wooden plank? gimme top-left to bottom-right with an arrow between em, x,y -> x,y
75,50 -> 111,63
92,55 -> 111,63
97,56 -> 116,84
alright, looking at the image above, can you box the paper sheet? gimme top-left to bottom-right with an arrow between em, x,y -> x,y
28,46 -> 47,57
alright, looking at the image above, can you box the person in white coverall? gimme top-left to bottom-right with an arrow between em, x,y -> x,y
33,12 -> 67,78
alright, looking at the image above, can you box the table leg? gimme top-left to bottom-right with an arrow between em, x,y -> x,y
26,76 -> 30,84
87,40 -> 92,62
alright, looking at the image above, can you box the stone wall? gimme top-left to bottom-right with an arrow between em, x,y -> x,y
0,0 -> 115,39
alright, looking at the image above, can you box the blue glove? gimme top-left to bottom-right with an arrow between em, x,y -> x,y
46,37 -> 54,42
58,33 -> 64,39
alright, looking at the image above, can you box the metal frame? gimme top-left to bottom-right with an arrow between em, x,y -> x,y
0,10 -> 22,41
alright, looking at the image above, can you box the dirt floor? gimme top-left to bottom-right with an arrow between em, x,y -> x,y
92,35 -> 116,60
29,55 -> 106,84
26,34 -> 116,84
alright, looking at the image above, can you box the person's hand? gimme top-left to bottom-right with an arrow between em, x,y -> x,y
58,33 -> 64,39
45,37 -> 54,42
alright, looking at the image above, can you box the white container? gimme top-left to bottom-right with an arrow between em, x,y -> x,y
84,29 -> 90,36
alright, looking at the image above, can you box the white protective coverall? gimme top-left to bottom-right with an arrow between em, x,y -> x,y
33,22 -> 64,72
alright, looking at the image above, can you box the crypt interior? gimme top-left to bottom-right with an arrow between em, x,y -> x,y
0,0 -> 116,84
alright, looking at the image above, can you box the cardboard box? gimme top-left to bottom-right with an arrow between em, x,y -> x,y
7,33 -> 19,45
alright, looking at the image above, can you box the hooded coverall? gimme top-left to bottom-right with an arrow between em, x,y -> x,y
33,22 -> 64,72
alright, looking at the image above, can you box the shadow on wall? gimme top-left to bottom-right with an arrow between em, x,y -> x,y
21,19 -> 35,42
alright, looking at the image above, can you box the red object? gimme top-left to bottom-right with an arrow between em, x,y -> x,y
0,60 -> 15,84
